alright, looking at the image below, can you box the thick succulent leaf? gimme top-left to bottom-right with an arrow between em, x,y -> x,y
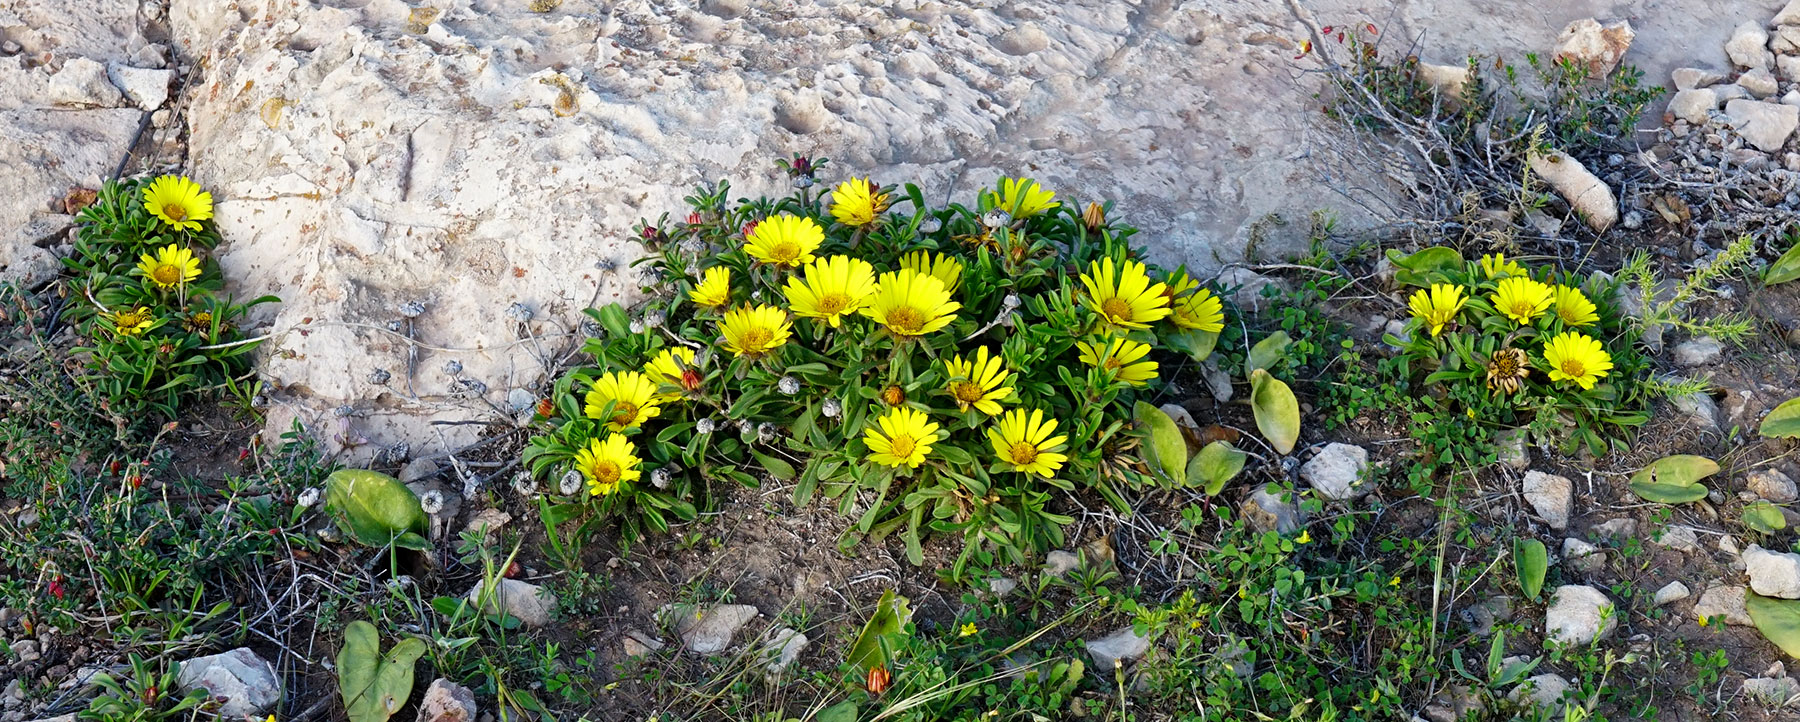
1249,369 -> 1300,456
1188,441 -> 1247,496
1766,243 -> 1800,286
1762,398 -> 1800,439
816,701 -> 860,722
338,620 -> 427,722
325,469 -> 427,547
1745,501 -> 1788,534
1245,332 -> 1292,377
845,590 -> 912,675
1626,455 -> 1718,504
1134,402 -> 1188,487
1387,247 -> 1464,287
1513,538 -> 1547,602
1747,593 -> 1800,659
1165,328 -> 1220,362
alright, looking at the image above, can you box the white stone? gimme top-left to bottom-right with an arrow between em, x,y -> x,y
1745,544 -> 1800,599
1494,428 -> 1530,469
105,64 -> 173,111
1084,626 -> 1152,670
1591,517 -> 1639,540
1721,535 -> 1743,555
47,58 -> 123,107
1778,1 -> 1800,25
1652,581 -> 1691,606
176,648 -> 282,718
1715,83 -> 1754,103
1301,443 -> 1368,501
1522,471 -> 1574,530
1696,584 -> 1754,626
1774,26 -> 1800,55
1750,469 -> 1799,503
1674,336 -> 1723,366
1741,676 -> 1800,707
465,579 -> 556,628
416,679 -> 477,722
1671,67 -> 1724,90
1739,68 -> 1781,99
1728,21 -> 1775,70
1552,19 -> 1635,77
1527,150 -> 1617,232
1510,673 -> 1572,713
1780,55 -> 1800,83
761,627 -> 809,675
1562,537 -> 1606,573
1671,390 -> 1720,431
1668,89 -> 1719,124
659,603 -> 758,654
1545,585 -> 1616,645
1654,525 -> 1700,553
461,508 -> 512,538
1242,483 -> 1303,534
1417,63 -> 1472,105
1044,550 -> 1080,577
1726,99 -> 1800,152
621,629 -> 664,658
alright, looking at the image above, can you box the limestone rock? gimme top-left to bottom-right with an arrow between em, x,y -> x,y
660,603 -> 759,654
1668,89 -> 1718,124
1494,428 -> 1530,469
1552,19 -> 1635,77
1242,483 -> 1303,535
1527,150 -> 1616,232
1715,84 -> 1754,103
761,627 -> 809,675
104,64 -> 173,111
47,58 -> 123,107
1084,626 -> 1152,670
1510,673 -> 1572,713
1739,68 -> 1781,99
1217,268 -> 1286,313
416,679 -> 477,722
1728,21 -> 1775,70
1652,581 -> 1691,606
1670,390 -> 1721,431
1726,99 -> 1800,152
1522,471 -> 1574,530
1654,525 -> 1700,553
1774,25 -> 1800,55
176,648 -> 282,717
1745,544 -> 1800,599
1671,67 -> 1724,90
1778,1 -> 1800,25
1460,596 -> 1513,637
1695,584 -> 1754,626
1044,550 -> 1080,577
1417,63 -> 1472,105
1741,675 -> 1800,707
1562,537 -> 1606,573
465,579 -> 556,628
1780,55 -> 1800,84
1300,443 -> 1368,501
1674,336 -> 1723,367
621,629 -> 664,658
1545,585 -> 1616,645
461,508 -> 512,539
1750,469 -> 1800,503
1591,518 -> 1638,540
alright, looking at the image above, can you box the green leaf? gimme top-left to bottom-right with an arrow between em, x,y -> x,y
1513,538 -> 1547,602
1164,328 -> 1220,363
1133,402 -> 1188,487
1386,247 -> 1464,287
750,450 -> 797,481
337,620 -> 427,722
324,470 -> 428,548
1249,369 -> 1300,456
1187,441 -> 1247,496
1762,398 -> 1800,439
844,589 -> 912,675
1766,242 -> 1800,286
1245,331 -> 1292,376
1627,455 -> 1719,504
1748,592 -> 1800,659
1745,501 -> 1788,534
815,700 -> 860,722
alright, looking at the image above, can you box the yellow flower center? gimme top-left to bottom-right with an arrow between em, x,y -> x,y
591,461 -> 621,484
1507,301 -> 1533,318
1101,296 -> 1133,321
769,241 -> 800,263
885,307 -> 924,334
815,293 -> 850,316
739,327 -> 772,350
611,402 -> 640,427
1103,357 -> 1122,371
887,434 -> 917,459
163,203 -> 188,221
1007,442 -> 1038,465
153,264 -> 182,285
949,381 -> 986,404
1560,358 -> 1586,378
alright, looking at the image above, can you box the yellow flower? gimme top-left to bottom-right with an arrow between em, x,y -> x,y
1163,271 -> 1199,298
110,306 -> 155,336
1080,258 -> 1170,330
986,408 -> 1069,478
863,406 -> 940,469
584,370 -> 664,431
719,304 -> 793,358
1296,530 -> 1312,544
785,255 -> 876,328
136,244 -> 202,290
1407,283 -> 1466,337
1170,288 -> 1225,332
643,347 -> 700,399
944,346 -> 1013,415
575,434 -> 641,497
1541,331 -> 1613,390
185,309 -> 216,334
1389,576 -> 1401,587
1479,253 -> 1528,279
690,267 -> 731,308
1077,336 -> 1158,386
828,178 -> 889,227
861,269 -> 960,337
958,622 -> 978,637
1490,277 -> 1554,325
141,175 -> 213,231
992,177 -> 1058,218
1552,285 -> 1598,327
744,214 -> 823,267
899,250 -> 963,294
1486,347 -> 1530,394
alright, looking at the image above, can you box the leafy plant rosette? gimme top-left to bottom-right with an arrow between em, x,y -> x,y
525,163 -> 1234,574
63,175 -> 277,421
1384,247 -> 1649,455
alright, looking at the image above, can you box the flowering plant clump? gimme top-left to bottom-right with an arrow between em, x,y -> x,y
64,176 -> 277,422
525,160 -> 1231,572
1385,248 -> 1648,454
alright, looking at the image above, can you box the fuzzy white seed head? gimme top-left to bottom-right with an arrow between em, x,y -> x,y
821,398 -> 842,418
651,468 -> 672,489
559,469 -> 584,496
296,487 -> 321,509
420,489 -> 445,515
778,376 -> 800,395
511,472 -> 537,497
695,418 -> 716,435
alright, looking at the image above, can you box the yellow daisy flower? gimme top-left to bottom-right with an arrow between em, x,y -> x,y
944,346 -> 1012,415
863,406 -> 940,469
690,267 -> 731,308
1490,277 -> 1554,325
785,255 -> 876,328
744,214 -> 824,267
643,347 -> 700,399
575,434 -> 641,497
992,177 -> 1059,218
1541,331 -> 1613,390
828,178 -> 889,227
1170,288 -> 1225,332
109,306 -> 155,336
1552,285 -> 1598,327
719,304 -> 792,358
141,175 -> 213,231
1080,258 -> 1170,330
861,269 -> 960,338
583,370 -> 664,432
899,250 -> 963,294
1077,336 -> 1158,386
1163,271 -> 1200,298
1407,283 -> 1466,337
1479,253 -> 1528,279
986,408 -> 1069,478
136,244 -> 202,290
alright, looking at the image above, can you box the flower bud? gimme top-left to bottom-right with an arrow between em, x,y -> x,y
695,418 -> 717,435
296,487 -> 321,509
881,385 -> 906,406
